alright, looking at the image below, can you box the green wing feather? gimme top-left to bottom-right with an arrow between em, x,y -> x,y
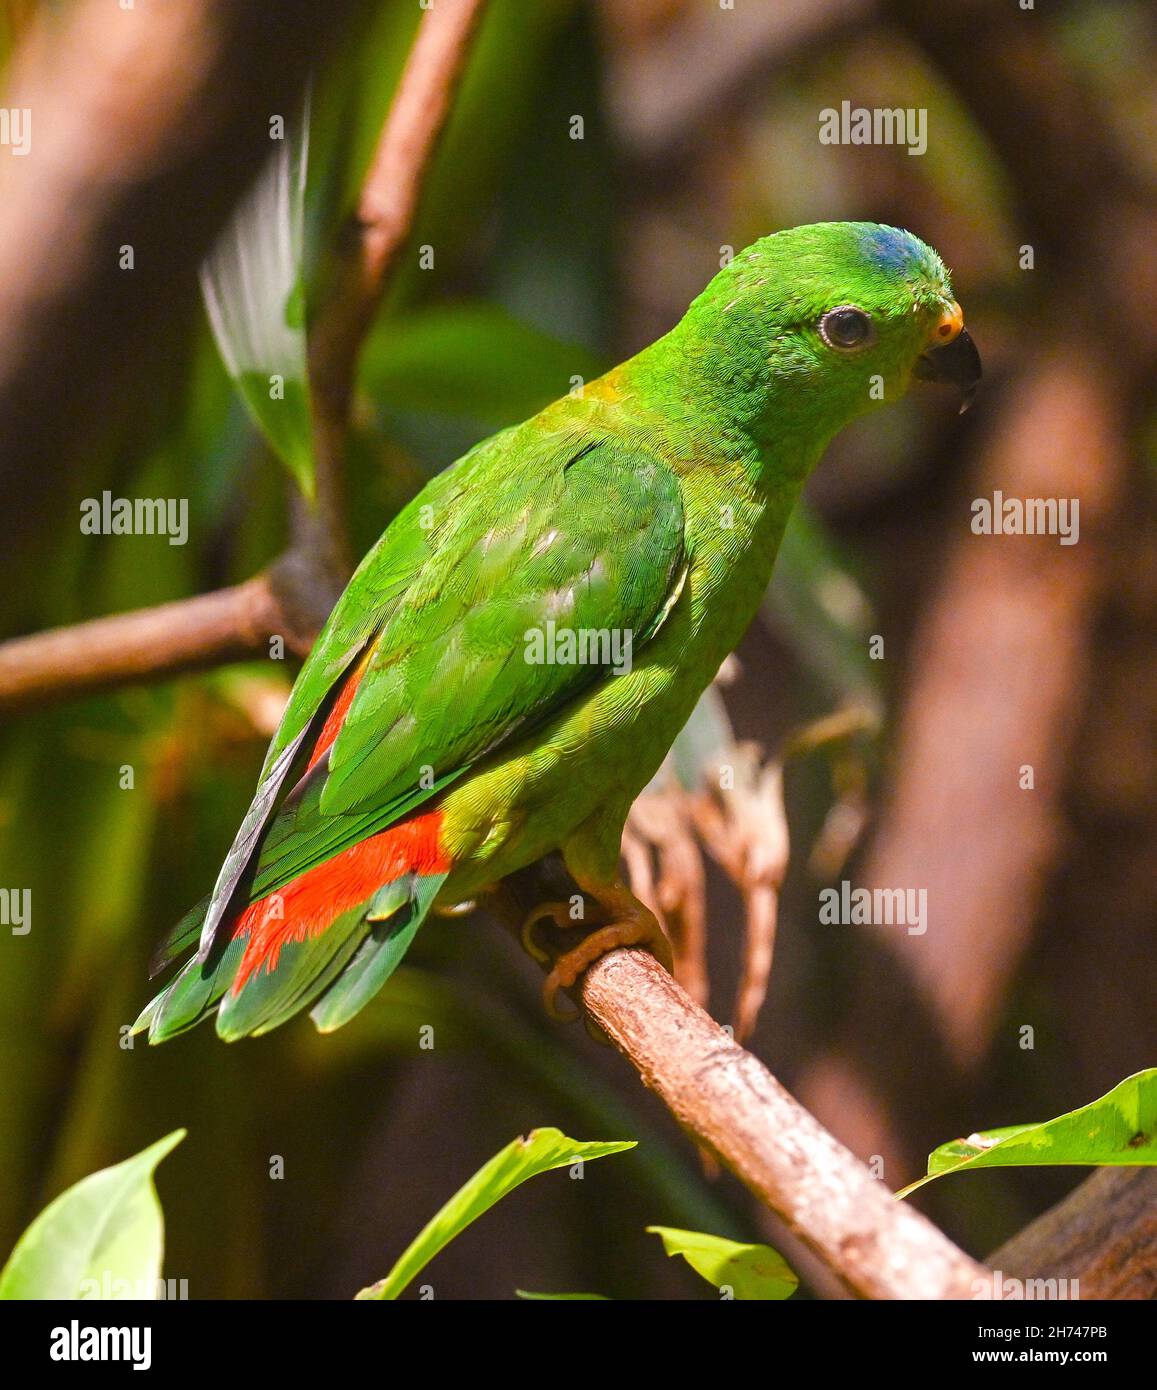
191,455 -> 445,959
322,431 -> 687,816
196,424 -> 686,955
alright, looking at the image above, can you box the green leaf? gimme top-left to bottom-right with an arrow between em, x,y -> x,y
0,1130 -> 185,1300
515,1289 -> 609,1301
646,1226 -> 797,1301
357,1128 -> 635,1300
359,302 -> 602,431
201,103 -> 314,496
897,1069 -> 1157,1199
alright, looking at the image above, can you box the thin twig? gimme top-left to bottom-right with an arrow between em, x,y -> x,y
309,0 -> 490,552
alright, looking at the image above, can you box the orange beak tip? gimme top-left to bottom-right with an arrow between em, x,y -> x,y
933,302 -> 965,345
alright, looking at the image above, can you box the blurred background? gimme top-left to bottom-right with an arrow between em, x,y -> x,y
0,0 -> 1153,1299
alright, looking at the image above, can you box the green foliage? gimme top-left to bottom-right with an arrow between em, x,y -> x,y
360,302 -> 601,431
353,1126 -> 794,1302
898,1070 -> 1157,1198
646,1226 -> 797,1301
515,1289 -> 608,1300
357,1128 -> 635,1300
0,1131 -> 184,1300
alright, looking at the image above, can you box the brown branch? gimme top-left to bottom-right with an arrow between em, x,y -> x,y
580,948 -> 989,1299
336,0 -> 488,333
309,0 -> 490,555
0,543 -> 358,714
0,577 -> 283,711
493,859 -> 986,1300
0,0 -> 490,714
991,1167 -> 1157,1301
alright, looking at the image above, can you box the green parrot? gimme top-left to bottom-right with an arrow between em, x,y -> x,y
137,221 -> 980,1043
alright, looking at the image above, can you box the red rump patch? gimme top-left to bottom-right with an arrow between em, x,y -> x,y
231,812 -> 450,991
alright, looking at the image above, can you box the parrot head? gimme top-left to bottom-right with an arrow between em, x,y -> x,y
678,221 -> 980,446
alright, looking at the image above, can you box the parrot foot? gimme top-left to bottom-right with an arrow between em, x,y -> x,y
519,900 -> 585,965
541,904 -> 674,1023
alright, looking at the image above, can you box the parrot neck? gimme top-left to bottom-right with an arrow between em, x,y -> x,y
602,340 -> 816,655
625,328 -> 841,488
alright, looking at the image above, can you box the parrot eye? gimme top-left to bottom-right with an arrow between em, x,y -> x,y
819,306 -> 874,351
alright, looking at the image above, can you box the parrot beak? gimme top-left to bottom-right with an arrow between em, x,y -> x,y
913,303 -> 982,412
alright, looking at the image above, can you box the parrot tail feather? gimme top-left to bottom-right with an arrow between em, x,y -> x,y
230,814 -> 449,989
148,894 -> 210,978
135,813 -> 450,1042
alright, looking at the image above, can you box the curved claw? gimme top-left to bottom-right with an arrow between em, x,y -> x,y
542,979 -> 582,1024
519,900 -> 580,965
